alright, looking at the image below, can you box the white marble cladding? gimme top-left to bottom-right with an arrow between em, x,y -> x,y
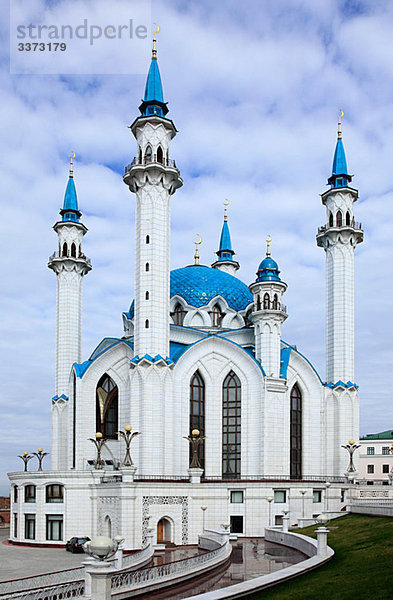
8,471 -> 350,549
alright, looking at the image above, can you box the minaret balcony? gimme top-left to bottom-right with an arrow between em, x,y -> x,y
124,154 -> 178,175
254,303 -> 287,315
316,222 -> 364,247
317,221 -> 362,235
48,251 -> 92,267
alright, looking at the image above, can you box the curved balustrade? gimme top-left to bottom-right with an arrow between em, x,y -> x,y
4,580 -> 85,600
124,155 -> 177,173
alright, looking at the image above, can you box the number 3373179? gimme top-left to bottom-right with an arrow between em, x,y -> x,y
18,42 -> 67,51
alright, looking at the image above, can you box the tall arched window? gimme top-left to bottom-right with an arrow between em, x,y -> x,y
96,374 -> 118,439
145,291 -> 149,300
173,303 -> 185,326
190,371 -> 205,469
138,147 -> 142,164
62,242 -> 68,257
71,243 -> 76,258
145,262 -> 150,272
146,235 -> 150,244
157,146 -> 163,164
145,319 -> 149,328
144,145 -> 152,163
329,212 -> 333,227
346,211 -> 351,226
336,210 -> 342,227
222,371 -> 241,479
290,384 -> 302,479
256,295 -> 261,311
212,304 -> 222,327
272,294 -> 278,310
263,293 -> 270,309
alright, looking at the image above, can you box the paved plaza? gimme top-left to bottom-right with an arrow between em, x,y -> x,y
0,529 -> 84,582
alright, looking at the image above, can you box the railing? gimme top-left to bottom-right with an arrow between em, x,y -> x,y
120,543 -> 154,569
134,475 -> 189,482
317,221 -> 362,235
201,474 -> 347,483
124,155 -> 177,173
100,475 -> 123,484
111,542 -> 230,593
0,566 -> 85,597
48,252 -> 91,266
351,498 -> 393,504
3,580 -> 85,600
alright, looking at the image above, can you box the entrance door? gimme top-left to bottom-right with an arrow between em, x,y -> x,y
157,519 -> 164,543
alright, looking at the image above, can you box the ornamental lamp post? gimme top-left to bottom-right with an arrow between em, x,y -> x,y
116,425 -> 140,467
89,433 -> 107,469
201,505 -> 207,531
32,448 -> 49,471
315,513 -> 330,556
183,429 -> 206,469
18,451 -> 33,472
341,439 -> 360,476
300,489 -> 306,519
325,481 -> 331,512
267,496 -> 274,527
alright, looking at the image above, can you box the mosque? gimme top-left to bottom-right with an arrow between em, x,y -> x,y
8,39 -> 363,548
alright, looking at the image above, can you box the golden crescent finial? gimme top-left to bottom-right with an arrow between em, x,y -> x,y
224,199 -> 230,221
224,199 -> 229,206
152,23 -> 160,34
337,110 -> 344,139
194,234 -> 202,265
266,234 -> 272,257
69,151 -> 76,177
194,234 -> 202,246
152,23 -> 160,57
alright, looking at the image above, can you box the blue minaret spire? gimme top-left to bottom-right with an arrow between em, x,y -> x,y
328,110 -> 352,189
139,32 -> 168,118
60,153 -> 81,222
211,202 -> 239,275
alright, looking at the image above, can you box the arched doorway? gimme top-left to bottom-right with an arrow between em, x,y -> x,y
157,517 -> 172,543
104,515 -> 112,538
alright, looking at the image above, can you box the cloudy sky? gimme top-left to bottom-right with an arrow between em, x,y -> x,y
1,0 -> 393,493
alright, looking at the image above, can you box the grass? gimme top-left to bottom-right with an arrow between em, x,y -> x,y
249,514 -> 393,600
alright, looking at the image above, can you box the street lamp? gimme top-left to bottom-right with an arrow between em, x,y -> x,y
300,489 -> 306,519
341,439 -> 360,474
183,429 -> 206,469
267,496 -> 274,527
201,506 -> 207,531
315,513 -> 330,556
32,448 -> 49,471
83,536 -> 118,561
18,451 -> 33,472
325,482 -> 331,512
89,432 -> 107,469
116,425 -> 140,467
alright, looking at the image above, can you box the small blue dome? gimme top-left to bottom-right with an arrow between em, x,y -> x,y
256,256 -> 281,282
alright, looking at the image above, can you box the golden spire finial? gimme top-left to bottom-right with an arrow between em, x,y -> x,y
152,23 -> 160,59
338,109 -> 344,139
224,198 -> 229,222
194,234 -> 202,265
69,151 -> 76,177
266,234 -> 272,258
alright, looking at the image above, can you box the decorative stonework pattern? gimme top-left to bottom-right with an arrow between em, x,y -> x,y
142,496 -> 188,544
98,496 -> 119,535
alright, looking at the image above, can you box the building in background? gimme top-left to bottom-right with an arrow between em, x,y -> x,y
8,40 -> 364,548
358,431 -> 393,484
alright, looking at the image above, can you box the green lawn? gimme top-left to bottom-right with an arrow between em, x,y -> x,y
250,514 -> 393,600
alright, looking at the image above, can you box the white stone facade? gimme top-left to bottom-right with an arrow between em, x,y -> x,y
8,51 -> 364,549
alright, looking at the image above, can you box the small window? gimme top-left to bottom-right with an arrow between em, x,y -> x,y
145,291 -> 149,300
46,514 -> 63,541
230,491 -> 244,504
25,485 -> 36,503
272,294 -> 278,310
212,304 -> 222,327
46,484 -> 64,503
138,147 -> 142,164
336,210 -> 343,227
157,145 -> 163,164
274,515 -> 283,526
173,303 -> 185,326
25,514 -> 35,540
340,489 -> 345,503
146,235 -> 150,244
367,447 -> 375,455
346,211 -> 351,226
383,464 -> 389,474
274,490 -> 286,503
71,243 -> 76,258
145,319 -> 149,328
144,145 -> 152,164
13,513 -> 18,538
13,486 -> 18,503
263,293 -> 270,309
62,242 -> 68,257
230,515 -> 243,534
367,464 -> 374,474
382,447 -> 390,455
329,212 -> 333,227
313,490 -> 322,503
145,262 -> 150,272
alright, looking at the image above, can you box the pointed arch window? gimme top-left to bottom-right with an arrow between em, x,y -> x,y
256,295 -> 261,311
96,374 -> 118,440
146,235 -> 150,244
62,242 -> 68,257
145,291 -> 149,300
145,319 -> 149,328
157,146 -> 163,164
290,384 -> 302,479
222,371 -> 241,479
336,210 -> 342,227
272,294 -> 278,310
212,304 -> 222,327
263,293 -> 270,309
71,243 -> 76,258
190,371 -> 205,469
329,212 -> 333,227
138,147 -> 142,164
173,303 -> 186,326
145,262 -> 150,272
346,211 -> 351,226
144,145 -> 152,164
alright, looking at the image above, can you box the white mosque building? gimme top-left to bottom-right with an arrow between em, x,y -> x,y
8,40 -> 363,548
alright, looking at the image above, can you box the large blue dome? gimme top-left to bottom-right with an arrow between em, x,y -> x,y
171,265 -> 253,311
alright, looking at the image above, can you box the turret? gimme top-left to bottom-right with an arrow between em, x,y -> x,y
249,237 -> 287,377
211,201 -> 239,275
316,113 -> 363,384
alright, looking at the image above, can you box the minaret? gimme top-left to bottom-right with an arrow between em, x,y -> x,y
249,237 -> 287,378
211,201 -> 239,275
48,155 -> 91,400
316,113 -> 363,384
124,34 -> 182,359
